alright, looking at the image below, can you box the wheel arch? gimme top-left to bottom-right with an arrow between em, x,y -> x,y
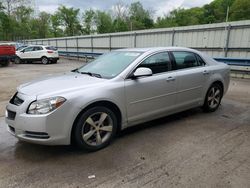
210,80 -> 224,95
70,100 -> 122,144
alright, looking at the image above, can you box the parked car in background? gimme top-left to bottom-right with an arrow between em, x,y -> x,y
16,45 -> 29,51
0,45 -> 16,67
5,47 -> 230,151
15,45 -> 59,64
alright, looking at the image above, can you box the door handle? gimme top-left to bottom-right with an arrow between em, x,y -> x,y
166,76 -> 175,82
203,70 -> 210,75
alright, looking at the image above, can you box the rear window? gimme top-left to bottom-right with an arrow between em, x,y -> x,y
46,46 -> 57,51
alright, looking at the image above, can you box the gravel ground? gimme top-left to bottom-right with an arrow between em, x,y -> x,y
0,59 -> 249,188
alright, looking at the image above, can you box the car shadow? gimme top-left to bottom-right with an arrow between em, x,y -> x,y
118,107 -> 203,138
12,107 -> 205,161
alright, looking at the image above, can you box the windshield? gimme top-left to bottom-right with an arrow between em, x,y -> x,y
76,51 -> 142,79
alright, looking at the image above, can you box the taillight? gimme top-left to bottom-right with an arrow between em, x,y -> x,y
47,50 -> 53,53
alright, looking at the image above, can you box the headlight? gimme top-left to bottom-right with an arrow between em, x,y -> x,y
27,97 -> 66,115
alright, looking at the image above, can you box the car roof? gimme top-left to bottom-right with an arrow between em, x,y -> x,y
115,46 -> 199,53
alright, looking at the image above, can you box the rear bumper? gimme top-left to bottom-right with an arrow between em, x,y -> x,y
0,55 -> 17,62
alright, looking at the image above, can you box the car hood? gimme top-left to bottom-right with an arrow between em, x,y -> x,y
18,72 -> 107,97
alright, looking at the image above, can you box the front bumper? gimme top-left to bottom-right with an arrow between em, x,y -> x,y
5,92 -> 71,145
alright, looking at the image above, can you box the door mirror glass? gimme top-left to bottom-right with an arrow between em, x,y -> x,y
132,67 -> 152,78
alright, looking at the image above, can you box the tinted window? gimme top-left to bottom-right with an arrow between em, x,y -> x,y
33,47 -> 43,51
46,46 -> 57,51
172,51 -> 202,69
196,54 -> 206,66
23,47 -> 34,52
138,52 -> 171,74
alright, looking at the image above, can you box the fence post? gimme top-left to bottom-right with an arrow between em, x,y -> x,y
91,36 -> 93,53
172,29 -> 175,46
55,39 -> 58,49
76,37 -> 79,60
225,24 -> 231,57
48,39 -> 50,46
134,32 -> 137,48
65,38 -> 68,56
109,35 -> 112,51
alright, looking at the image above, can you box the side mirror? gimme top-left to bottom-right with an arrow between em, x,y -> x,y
21,50 -> 24,53
132,67 -> 152,79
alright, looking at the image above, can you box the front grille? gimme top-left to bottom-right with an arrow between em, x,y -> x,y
7,110 -> 16,120
24,131 -> 50,139
10,92 -> 24,106
8,125 -> 15,133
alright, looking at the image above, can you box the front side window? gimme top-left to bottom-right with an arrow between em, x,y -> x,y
138,52 -> 171,74
77,51 -> 142,79
172,51 -> 202,70
23,47 -> 34,52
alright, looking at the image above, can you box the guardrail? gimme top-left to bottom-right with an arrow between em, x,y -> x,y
59,51 -> 102,59
59,51 -> 250,67
214,57 -> 250,66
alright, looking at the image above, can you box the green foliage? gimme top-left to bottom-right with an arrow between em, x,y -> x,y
82,9 -> 95,34
0,0 -> 249,40
129,2 -> 154,30
230,0 -> 250,21
95,11 -> 113,33
56,5 -> 81,36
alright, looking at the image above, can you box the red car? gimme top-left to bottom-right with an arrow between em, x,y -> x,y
0,45 -> 16,67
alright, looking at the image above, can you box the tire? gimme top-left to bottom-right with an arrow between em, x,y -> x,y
14,57 -> 21,64
1,61 -> 9,67
41,57 -> 49,64
203,83 -> 223,112
52,60 -> 57,64
73,106 -> 118,151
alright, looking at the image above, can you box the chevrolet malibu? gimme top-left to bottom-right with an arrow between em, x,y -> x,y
5,47 -> 230,151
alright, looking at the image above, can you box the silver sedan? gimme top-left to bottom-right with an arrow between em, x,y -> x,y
5,47 -> 230,151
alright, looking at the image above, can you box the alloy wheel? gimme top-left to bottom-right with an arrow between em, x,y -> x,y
81,112 -> 113,146
207,86 -> 221,109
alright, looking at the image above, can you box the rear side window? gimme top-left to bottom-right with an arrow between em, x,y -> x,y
196,54 -> 206,66
33,47 -> 43,51
138,52 -> 171,74
46,46 -> 57,51
172,51 -> 203,70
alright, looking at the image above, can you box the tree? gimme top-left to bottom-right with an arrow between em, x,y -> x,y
95,11 -> 113,33
51,13 -> 63,37
0,0 -> 31,16
34,12 -> 51,38
129,2 -> 154,30
111,2 -> 129,32
82,9 -> 96,34
57,5 -> 81,36
230,0 -> 250,21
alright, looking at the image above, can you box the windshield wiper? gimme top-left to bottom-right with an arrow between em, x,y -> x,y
71,69 -> 80,73
80,71 -> 102,78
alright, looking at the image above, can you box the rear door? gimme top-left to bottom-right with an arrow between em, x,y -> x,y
32,46 -> 44,59
170,51 -> 208,108
125,51 -> 177,125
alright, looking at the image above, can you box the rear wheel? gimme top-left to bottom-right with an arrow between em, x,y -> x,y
73,106 -> 117,151
14,57 -> 21,64
203,83 -> 223,112
41,57 -> 49,64
1,61 -> 9,67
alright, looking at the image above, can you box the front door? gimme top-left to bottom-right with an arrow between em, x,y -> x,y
125,51 -> 177,125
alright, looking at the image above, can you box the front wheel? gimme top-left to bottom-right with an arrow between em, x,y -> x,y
41,57 -> 49,64
73,106 -> 118,151
203,83 -> 223,112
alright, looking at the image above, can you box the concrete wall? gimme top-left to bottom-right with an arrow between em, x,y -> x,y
25,20 -> 250,58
